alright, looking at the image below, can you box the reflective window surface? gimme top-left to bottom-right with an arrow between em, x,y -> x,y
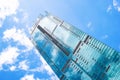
53,26 -> 80,51
63,60 -> 91,80
38,17 -> 57,33
31,28 -> 47,49
43,41 -> 68,70
62,22 -> 87,41
31,15 -> 120,80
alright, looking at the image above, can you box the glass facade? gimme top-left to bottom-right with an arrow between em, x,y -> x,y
31,14 -> 120,80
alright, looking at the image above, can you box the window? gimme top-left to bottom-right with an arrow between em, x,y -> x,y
43,41 -> 68,70
38,17 -> 57,33
77,48 -> 81,53
106,65 -> 110,72
63,61 -> 82,79
53,26 -> 80,51
32,28 -> 47,49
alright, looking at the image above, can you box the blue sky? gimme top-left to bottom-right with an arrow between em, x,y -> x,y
0,0 -> 120,80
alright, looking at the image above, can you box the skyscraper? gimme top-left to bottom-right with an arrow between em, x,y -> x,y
30,13 -> 120,80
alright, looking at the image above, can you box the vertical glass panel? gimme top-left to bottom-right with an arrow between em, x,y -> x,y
38,17 -> 57,33
81,72 -> 92,80
64,61 -> 86,80
75,43 -> 102,72
53,26 -> 80,51
107,62 -> 120,80
49,15 -> 62,24
50,62 -> 63,78
62,22 -> 87,41
32,28 -> 47,49
43,41 -> 68,70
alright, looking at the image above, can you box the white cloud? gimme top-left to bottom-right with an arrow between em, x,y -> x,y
86,21 -> 94,31
18,60 -> 29,70
28,53 -> 59,80
0,0 -> 19,27
10,66 -> 16,71
113,0 -> 118,6
107,5 -> 112,12
20,74 -> 35,80
29,55 -> 54,75
13,16 -> 19,23
101,34 -> 108,39
0,19 -> 3,27
118,7 -> 120,12
3,27 -> 33,51
87,22 -> 92,28
39,56 -> 54,75
51,48 -> 57,61
0,46 -> 19,70
39,56 -> 59,80
22,12 -> 29,22
113,0 -> 120,12
49,75 -> 59,80
36,78 -> 40,80
19,9 -> 29,23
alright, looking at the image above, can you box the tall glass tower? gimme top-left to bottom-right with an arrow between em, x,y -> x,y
30,13 -> 120,80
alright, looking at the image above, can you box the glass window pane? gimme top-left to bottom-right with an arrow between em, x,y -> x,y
53,26 -> 80,51
63,60 -> 84,80
38,17 -> 56,33
62,22 -> 87,41
32,28 -> 47,49
44,41 -> 68,69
